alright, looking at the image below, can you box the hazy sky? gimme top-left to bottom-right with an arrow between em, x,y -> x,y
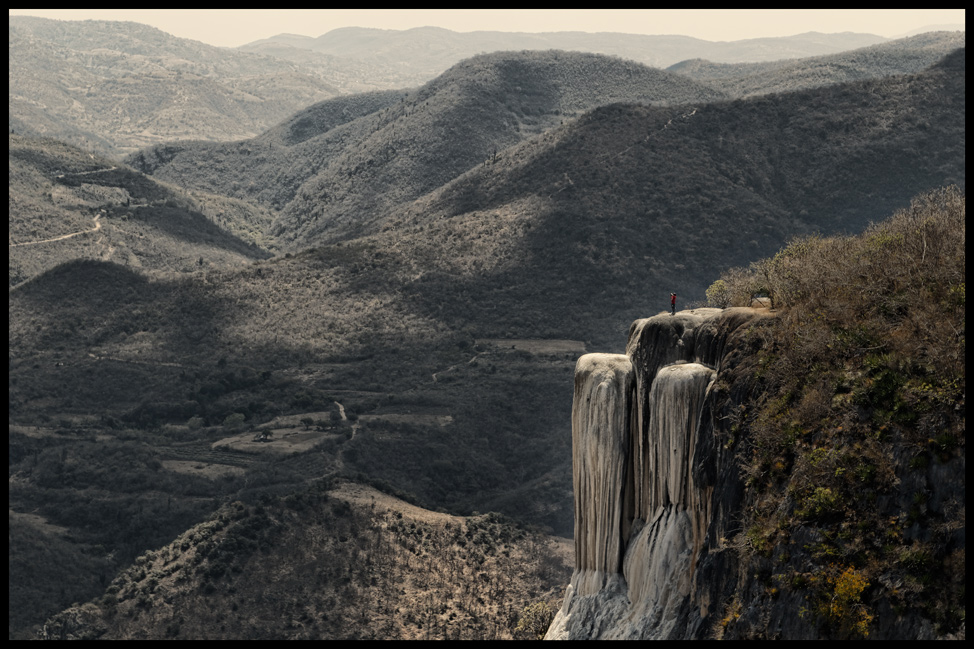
8,9 -> 966,49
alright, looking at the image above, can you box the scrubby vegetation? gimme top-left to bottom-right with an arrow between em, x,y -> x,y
8,135 -> 274,287
711,186 -> 965,638
9,19 -> 965,640
9,16 -> 344,156
669,31 -> 964,98
36,481 -> 570,640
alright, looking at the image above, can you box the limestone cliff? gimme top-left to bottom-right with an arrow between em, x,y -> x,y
547,300 -> 965,640
547,307 -> 775,639
553,188 -> 970,640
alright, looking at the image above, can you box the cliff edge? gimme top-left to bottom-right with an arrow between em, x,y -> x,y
548,247 -> 965,641
548,307 -> 773,639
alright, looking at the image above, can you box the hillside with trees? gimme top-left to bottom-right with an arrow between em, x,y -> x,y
125,89 -> 405,212
8,134 -> 274,287
699,186 -> 965,639
29,481 -> 571,640
7,21 -> 966,641
333,48 -> 965,346
668,30 -> 965,98
8,16 -> 346,156
131,50 -> 728,245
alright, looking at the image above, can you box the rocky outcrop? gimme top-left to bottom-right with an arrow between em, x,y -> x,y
571,353 -> 633,587
547,308 -> 772,640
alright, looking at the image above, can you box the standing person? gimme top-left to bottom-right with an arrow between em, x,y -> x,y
670,292 -> 677,315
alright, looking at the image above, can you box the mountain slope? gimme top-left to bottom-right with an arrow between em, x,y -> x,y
130,50 -> 727,245
668,31 -> 965,98
127,89 -> 404,211
334,48 -> 965,346
271,50 -> 729,245
9,134 -> 273,286
8,16 -> 341,156
34,481 -> 571,640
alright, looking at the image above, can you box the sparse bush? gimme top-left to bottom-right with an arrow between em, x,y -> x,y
809,565 -> 873,638
222,413 -> 246,430
796,487 -> 842,521
513,601 -> 556,640
705,279 -> 730,308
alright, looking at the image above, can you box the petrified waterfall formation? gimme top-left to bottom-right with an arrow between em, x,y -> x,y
547,307 -> 771,640
571,354 -> 633,583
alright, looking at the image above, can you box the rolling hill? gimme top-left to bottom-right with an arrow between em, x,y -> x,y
242,26 -> 891,79
8,134 -> 274,287
130,50 -> 728,245
276,47 -> 967,340
667,30 -> 965,97
135,40 -> 966,256
32,481 -> 571,640
125,89 -> 406,212
8,16 -> 344,156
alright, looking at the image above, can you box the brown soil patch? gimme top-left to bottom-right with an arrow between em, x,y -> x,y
161,460 -> 247,479
476,338 -> 587,355
212,427 -> 342,455
9,508 -> 70,536
331,482 -> 575,564
331,482 -> 465,525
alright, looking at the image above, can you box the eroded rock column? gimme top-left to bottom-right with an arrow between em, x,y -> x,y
632,362 -> 716,519
620,362 -> 716,638
571,353 -> 634,593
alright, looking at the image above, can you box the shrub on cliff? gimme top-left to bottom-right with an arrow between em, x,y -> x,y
716,186 -> 965,638
514,601 -> 557,640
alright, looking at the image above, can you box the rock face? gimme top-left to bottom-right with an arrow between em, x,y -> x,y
571,353 -> 633,587
546,308 -> 771,640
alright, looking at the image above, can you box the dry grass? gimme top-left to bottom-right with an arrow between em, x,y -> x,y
717,187 -> 966,638
38,480 -> 572,640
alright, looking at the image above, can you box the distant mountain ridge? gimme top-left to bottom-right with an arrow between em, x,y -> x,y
667,31 -> 965,97
129,50 -> 728,243
11,16 -> 963,159
8,16 -> 354,156
241,26 -> 891,78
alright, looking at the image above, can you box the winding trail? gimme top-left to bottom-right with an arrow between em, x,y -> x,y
334,400 -> 360,439
86,352 -> 186,369
9,214 -> 102,247
55,165 -> 118,180
10,165 -> 121,248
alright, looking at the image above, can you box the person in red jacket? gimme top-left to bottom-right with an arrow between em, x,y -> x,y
670,292 -> 677,315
